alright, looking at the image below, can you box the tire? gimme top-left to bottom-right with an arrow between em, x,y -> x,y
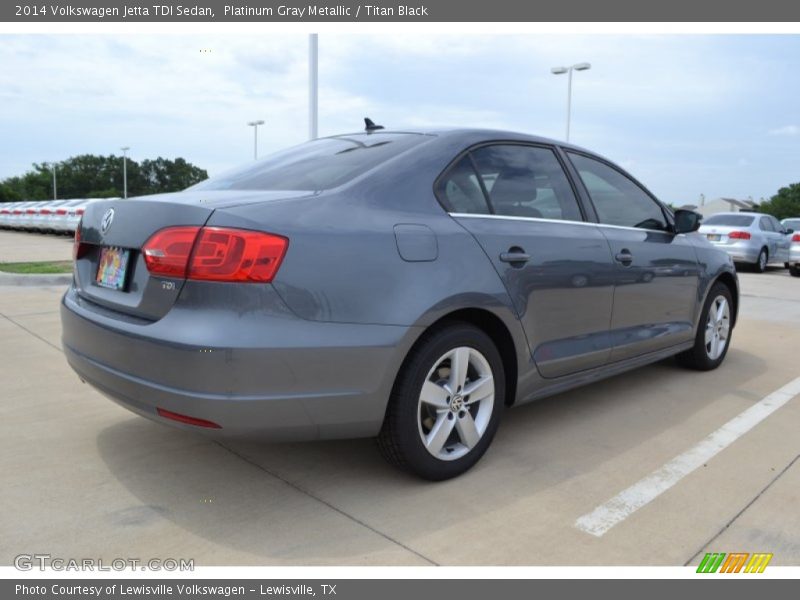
754,248 -> 768,273
676,282 -> 733,371
790,265 -> 800,278
377,322 -> 505,480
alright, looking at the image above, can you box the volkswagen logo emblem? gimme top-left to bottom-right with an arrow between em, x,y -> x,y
101,208 -> 115,234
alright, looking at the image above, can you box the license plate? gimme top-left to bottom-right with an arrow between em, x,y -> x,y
706,234 -> 721,242
95,247 -> 131,290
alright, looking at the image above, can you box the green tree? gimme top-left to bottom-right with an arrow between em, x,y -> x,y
0,155 -> 208,201
759,183 -> 800,221
0,182 -> 21,202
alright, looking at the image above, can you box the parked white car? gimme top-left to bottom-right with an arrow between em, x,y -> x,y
31,200 -> 70,232
698,212 -> 791,272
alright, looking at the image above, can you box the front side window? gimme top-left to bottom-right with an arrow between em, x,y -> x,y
769,216 -> 785,233
568,153 -> 668,231
469,145 -> 583,221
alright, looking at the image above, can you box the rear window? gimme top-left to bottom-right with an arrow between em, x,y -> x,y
703,214 -> 755,226
191,133 -> 432,192
782,219 -> 800,230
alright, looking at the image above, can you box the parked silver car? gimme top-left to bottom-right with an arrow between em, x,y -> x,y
782,218 -> 800,277
698,212 -> 791,272
61,127 -> 739,480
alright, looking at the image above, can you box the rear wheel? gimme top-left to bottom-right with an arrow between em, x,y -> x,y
377,322 -> 504,480
790,265 -> 800,277
676,282 -> 733,370
754,248 -> 768,273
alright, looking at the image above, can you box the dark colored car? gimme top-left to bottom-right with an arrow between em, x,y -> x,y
61,127 -> 738,480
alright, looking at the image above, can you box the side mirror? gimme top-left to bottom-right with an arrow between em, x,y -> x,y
786,228 -> 794,235
673,209 -> 702,234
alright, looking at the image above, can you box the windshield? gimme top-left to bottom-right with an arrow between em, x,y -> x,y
191,133 -> 432,192
703,214 -> 755,227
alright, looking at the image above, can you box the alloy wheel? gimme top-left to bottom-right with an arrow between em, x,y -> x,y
704,295 -> 731,360
417,346 -> 495,461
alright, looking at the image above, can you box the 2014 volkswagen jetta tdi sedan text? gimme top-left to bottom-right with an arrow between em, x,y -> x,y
61,127 -> 739,480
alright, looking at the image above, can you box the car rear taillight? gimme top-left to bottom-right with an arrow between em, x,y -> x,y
73,227 -> 89,260
56,209 -> 67,215
13,210 -> 22,215
0,210 -> 9,215
188,227 -> 288,282
26,209 -> 36,214
728,231 -> 751,240
142,226 -> 201,278
793,234 -> 800,242
157,408 -> 221,429
40,209 -> 51,215
76,208 -> 85,216
143,226 -> 288,283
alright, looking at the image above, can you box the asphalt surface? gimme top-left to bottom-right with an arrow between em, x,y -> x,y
1,230 -> 798,566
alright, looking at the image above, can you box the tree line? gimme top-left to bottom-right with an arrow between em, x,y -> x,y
0,154 -> 208,202
756,183 -> 800,221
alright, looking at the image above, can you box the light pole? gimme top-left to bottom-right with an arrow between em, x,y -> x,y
121,146 -> 130,199
247,120 -> 265,160
550,62 -> 591,142
309,33 -> 318,140
47,162 -> 57,200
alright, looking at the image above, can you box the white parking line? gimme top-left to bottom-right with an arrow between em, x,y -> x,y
575,375 -> 800,537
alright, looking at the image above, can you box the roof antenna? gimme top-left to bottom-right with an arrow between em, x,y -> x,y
364,117 -> 384,132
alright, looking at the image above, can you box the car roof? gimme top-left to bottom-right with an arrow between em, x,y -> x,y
327,127 -> 592,153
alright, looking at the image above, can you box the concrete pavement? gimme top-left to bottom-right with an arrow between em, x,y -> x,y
0,230 -> 72,263
0,261 -> 798,566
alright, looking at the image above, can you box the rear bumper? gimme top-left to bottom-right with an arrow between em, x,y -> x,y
712,242 -> 760,264
61,284 -> 418,441
789,246 -> 800,266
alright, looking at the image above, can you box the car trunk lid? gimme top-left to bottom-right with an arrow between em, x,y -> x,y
74,190 -> 311,320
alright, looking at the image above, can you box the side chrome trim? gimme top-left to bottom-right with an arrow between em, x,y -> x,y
448,212 -> 674,235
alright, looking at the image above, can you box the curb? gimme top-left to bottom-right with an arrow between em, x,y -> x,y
0,271 -> 73,287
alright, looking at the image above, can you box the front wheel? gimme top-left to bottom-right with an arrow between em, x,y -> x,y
676,282 -> 733,370
377,322 -> 505,480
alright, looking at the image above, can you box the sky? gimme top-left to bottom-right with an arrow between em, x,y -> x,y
0,34 -> 798,205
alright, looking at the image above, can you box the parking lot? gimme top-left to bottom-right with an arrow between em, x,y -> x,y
1,229 -> 798,567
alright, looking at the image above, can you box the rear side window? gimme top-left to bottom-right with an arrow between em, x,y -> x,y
436,156 -> 492,215
704,214 -> 755,227
191,133 -> 431,192
470,145 -> 583,221
568,153 -> 668,231
437,143 -> 583,222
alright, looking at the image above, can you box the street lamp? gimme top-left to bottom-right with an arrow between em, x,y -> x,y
309,33 -> 318,140
121,146 -> 130,199
247,120 -> 265,160
550,62 -> 591,142
45,162 -> 58,200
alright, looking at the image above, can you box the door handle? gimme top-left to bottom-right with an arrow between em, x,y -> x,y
614,249 -> 633,265
500,249 -> 531,264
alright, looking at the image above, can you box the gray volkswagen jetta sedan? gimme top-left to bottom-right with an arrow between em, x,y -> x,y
61,126 -> 738,480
